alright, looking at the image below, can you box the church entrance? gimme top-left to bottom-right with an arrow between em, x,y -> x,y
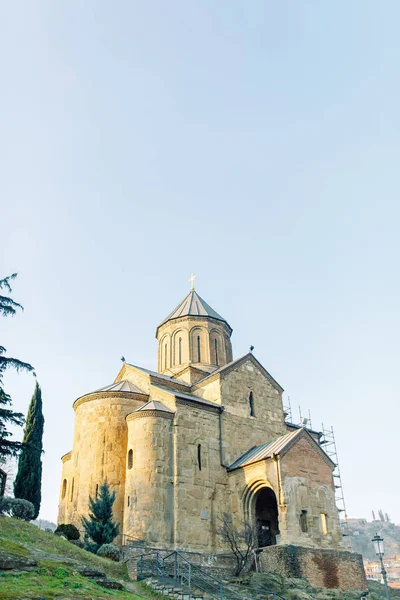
255,487 -> 279,548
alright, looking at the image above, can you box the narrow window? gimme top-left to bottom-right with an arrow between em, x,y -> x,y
164,344 -> 167,369
197,444 -> 202,471
95,483 -> 99,498
127,496 -> 130,507
197,336 -> 201,362
179,337 -> 182,364
70,478 -> 74,501
215,339 -> 219,366
320,513 -> 328,535
128,449 -> 133,470
249,392 -> 255,417
300,510 -> 308,533
62,479 -> 67,499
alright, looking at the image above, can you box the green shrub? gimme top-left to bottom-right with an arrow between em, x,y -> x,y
0,497 -> 35,521
97,543 -> 121,562
54,523 -> 80,541
69,538 -> 84,548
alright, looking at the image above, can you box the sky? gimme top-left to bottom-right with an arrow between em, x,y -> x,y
1,1 -> 400,526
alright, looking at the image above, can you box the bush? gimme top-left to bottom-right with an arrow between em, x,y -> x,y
97,543 -> 121,562
0,497 -> 35,521
54,523 -> 80,541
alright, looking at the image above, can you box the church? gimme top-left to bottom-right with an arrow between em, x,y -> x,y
58,282 -> 344,554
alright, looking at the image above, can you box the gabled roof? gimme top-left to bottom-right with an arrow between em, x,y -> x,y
152,385 -> 223,412
193,353 -> 284,393
133,400 -> 174,414
227,427 -> 335,472
125,363 -> 191,389
157,290 -> 231,332
94,380 -> 145,394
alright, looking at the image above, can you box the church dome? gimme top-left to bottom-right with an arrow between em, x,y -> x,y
156,286 -> 233,377
157,290 -> 232,334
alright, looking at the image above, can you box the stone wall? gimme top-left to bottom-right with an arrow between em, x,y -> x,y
259,545 -> 367,591
58,392 -> 144,529
124,411 -> 174,545
280,437 -> 343,549
219,360 -> 286,465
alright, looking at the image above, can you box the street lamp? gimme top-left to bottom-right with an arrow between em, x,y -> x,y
372,533 -> 390,600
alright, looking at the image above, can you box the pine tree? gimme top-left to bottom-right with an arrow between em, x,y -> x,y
82,481 -> 120,553
14,381 -> 44,519
0,274 -> 34,460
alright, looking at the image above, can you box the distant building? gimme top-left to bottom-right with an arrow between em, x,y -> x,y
365,556 -> 400,587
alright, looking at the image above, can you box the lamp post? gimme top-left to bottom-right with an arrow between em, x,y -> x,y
372,533 -> 390,600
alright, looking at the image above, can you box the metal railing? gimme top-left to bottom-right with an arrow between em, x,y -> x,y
137,550 -> 286,600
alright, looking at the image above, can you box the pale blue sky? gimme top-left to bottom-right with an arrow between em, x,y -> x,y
2,1 -> 399,525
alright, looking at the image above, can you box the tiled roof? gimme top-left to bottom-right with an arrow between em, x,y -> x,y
157,290 -> 231,330
93,380 -> 145,394
133,400 -> 174,414
227,428 -> 334,471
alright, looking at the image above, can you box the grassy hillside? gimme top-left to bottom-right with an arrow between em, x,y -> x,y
0,517 -> 143,599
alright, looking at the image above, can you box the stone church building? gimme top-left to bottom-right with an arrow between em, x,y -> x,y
58,286 -> 344,554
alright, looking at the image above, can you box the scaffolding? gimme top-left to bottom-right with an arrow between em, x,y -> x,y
320,424 -> 352,551
283,396 -> 293,423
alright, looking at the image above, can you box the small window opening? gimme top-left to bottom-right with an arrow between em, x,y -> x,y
95,484 -> 99,498
197,336 -> 201,362
62,479 -> 67,500
320,513 -> 328,535
215,339 -> 219,366
197,444 -> 202,471
249,391 -> 255,417
179,337 -> 182,364
164,344 -> 167,369
300,510 -> 308,533
70,477 -> 74,502
127,496 -> 130,507
128,449 -> 133,470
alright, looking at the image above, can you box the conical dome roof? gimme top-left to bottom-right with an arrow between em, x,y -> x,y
157,290 -> 231,332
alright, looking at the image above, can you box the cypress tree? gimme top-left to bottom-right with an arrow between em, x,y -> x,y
0,273 -> 34,460
82,481 -> 120,553
14,381 -> 44,519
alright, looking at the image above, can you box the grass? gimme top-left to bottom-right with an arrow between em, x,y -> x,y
0,516 -> 145,599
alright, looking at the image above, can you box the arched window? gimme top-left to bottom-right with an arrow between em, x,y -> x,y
300,510 -> 308,533
128,449 -> 133,469
197,336 -> 201,362
249,392 -> 255,417
197,444 -> 202,471
179,337 -> 182,364
62,479 -> 67,500
320,513 -> 328,535
127,496 -> 130,507
164,344 -> 167,369
214,339 -> 219,366
70,478 -> 74,501
95,483 -> 99,498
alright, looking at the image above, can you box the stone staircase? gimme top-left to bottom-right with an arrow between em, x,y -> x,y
135,551 -> 286,600
145,576 -> 205,600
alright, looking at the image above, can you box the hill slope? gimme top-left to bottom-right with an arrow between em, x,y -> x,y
0,517 -> 143,599
348,519 -> 400,560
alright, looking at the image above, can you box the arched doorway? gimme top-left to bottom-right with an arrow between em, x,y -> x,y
255,487 -> 279,548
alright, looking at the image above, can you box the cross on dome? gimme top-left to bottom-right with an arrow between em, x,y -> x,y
189,273 -> 196,290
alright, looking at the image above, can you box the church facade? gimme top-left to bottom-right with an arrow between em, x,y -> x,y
58,287 -> 343,554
